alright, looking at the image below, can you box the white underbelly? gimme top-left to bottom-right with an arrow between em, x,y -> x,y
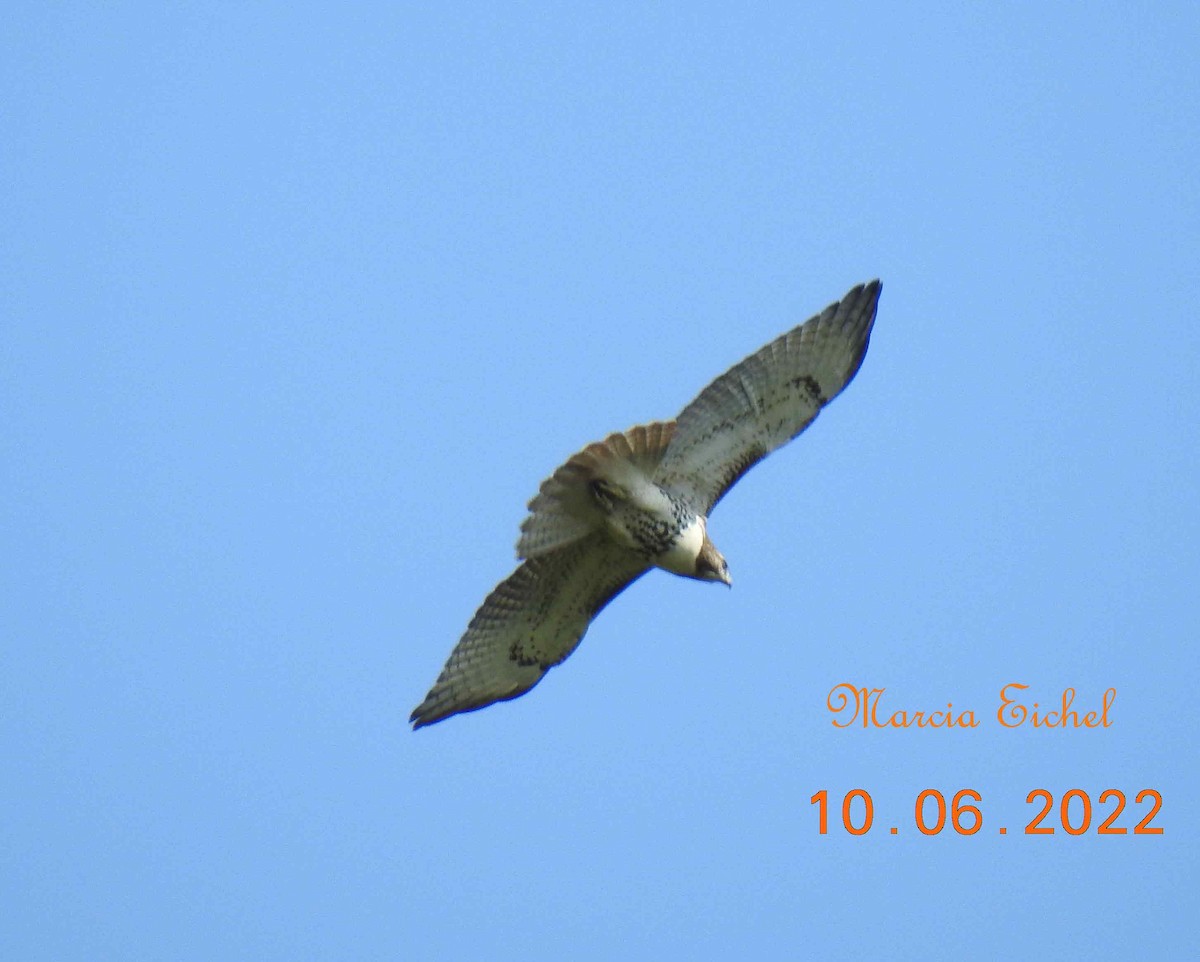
655,516 -> 705,575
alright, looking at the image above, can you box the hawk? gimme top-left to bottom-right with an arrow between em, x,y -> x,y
411,280 -> 882,728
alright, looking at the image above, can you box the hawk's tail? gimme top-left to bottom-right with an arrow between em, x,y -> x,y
516,421 -> 676,558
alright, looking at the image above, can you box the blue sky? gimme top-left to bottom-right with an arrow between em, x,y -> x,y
3,3 -> 1197,959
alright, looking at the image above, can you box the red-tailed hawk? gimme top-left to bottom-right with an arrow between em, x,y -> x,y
411,280 -> 882,728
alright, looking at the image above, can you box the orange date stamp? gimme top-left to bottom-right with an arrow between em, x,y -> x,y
810,788 -> 1163,836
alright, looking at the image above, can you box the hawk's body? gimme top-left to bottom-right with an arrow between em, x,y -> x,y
411,280 -> 882,728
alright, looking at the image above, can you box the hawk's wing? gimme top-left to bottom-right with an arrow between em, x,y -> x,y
410,533 -> 649,728
654,280 -> 880,514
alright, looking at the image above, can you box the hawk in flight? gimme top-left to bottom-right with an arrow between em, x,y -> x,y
411,280 -> 882,728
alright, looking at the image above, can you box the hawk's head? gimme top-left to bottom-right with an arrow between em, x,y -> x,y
695,537 -> 732,587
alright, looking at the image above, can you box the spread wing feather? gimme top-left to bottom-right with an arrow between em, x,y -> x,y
516,421 -> 675,559
410,533 -> 649,728
654,280 -> 880,514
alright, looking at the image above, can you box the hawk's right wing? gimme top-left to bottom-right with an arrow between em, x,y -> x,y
410,533 -> 649,729
654,280 -> 881,515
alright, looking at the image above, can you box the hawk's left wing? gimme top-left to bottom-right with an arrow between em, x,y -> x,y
410,533 -> 649,728
654,280 -> 880,514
